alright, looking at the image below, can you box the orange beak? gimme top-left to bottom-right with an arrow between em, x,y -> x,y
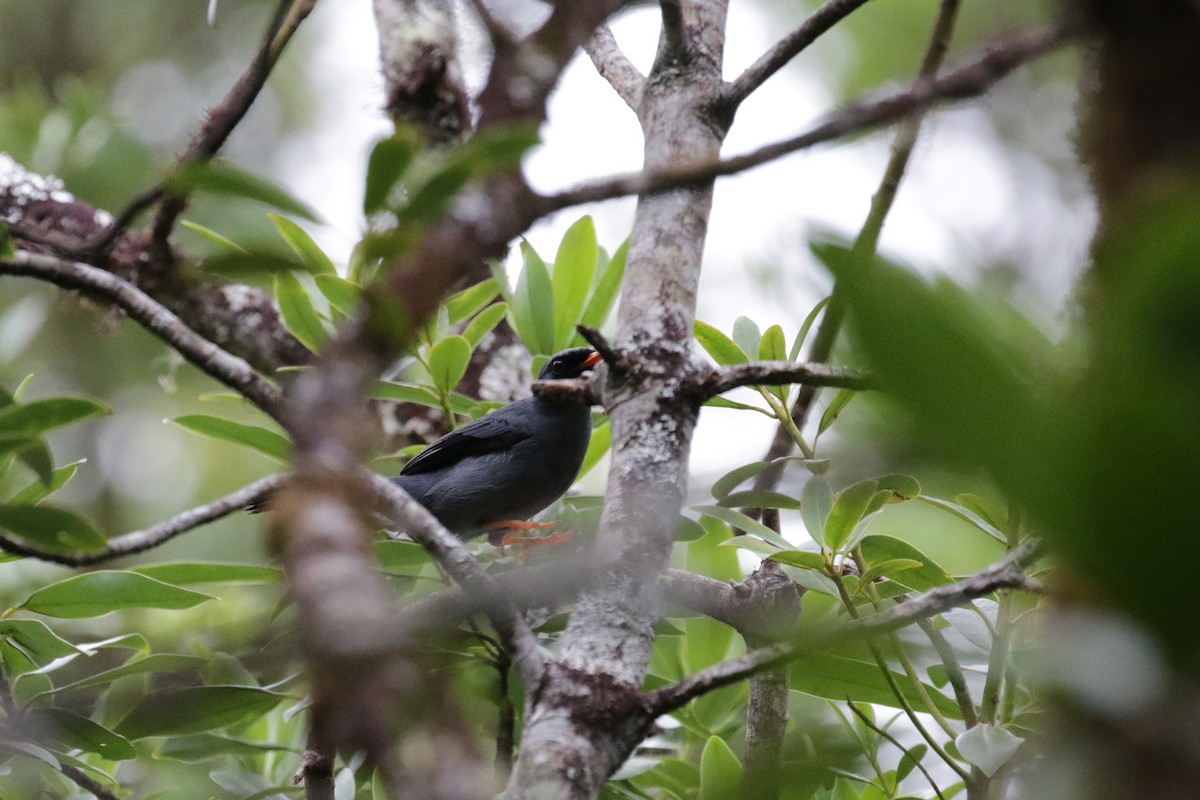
582,351 -> 603,368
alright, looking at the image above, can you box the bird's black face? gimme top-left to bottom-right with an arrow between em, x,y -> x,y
538,347 -> 602,380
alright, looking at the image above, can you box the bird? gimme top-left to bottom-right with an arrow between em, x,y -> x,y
393,346 -> 601,543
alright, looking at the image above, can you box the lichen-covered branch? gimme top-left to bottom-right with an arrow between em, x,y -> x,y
373,0 -> 470,143
0,154 -> 310,373
0,474 -> 285,566
0,252 -> 285,418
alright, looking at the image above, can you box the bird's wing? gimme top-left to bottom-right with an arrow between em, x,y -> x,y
399,411 -> 531,476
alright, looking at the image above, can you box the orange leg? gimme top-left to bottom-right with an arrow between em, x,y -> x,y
482,520 -> 574,549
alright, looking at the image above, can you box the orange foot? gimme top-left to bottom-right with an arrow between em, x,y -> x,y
484,520 -> 574,549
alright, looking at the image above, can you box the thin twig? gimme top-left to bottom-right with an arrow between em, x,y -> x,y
0,252 -> 284,419
534,21 -> 1075,215
363,471 -> 547,686
724,0 -> 873,107
848,701 -> 948,800
0,474 -> 286,566
918,617 -> 979,728
584,24 -> 644,111
646,540 -> 1041,714
746,0 -> 968,519
91,0 -> 317,255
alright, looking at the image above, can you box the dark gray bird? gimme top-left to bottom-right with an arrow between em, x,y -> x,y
395,346 -> 601,542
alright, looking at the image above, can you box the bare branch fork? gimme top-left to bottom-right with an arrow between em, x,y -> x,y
0,474 -> 286,566
647,539 -> 1043,714
0,251 -> 285,418
536,20 -> 1079,215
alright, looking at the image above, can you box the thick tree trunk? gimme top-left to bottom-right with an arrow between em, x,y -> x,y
507,2 -> 732,797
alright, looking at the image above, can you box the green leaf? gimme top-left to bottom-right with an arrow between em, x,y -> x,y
173,415 -> 291,463
955,724 -> 1023,777
201,251 -> 308,278
857,557 -> 924,585
313,274 -> 360,318
759,324 -> 790,403
896,743 -> 928,783
461,303 -> 508,348
702,396 -> 772,414
578,420 -> 612,480
722,534 -> 781,558
817,387 -> 858,437
767,550 -> 826,569
454,123 -> 540,175
824,480 -> 879,552
114,685 -> 286,740
8,460 -> 84,505
445,278 -> 500,324
801,477 -> 833,546
269,214 -> 335,275
0,397 -> 110,435
370,381 -> 443,408
170,161 -> 318,221
38,654 -> 206,697
0,504 -> 106,553
180,219 -> 246,253
401,161 -> 472,221
692,504 -> 791,549
551,216 -> 598,349
32,709 -> 137,761
916,495 -> 1007,543
858,535 -> 954,592
699,736 -> 742,800
0,620 -> 80,659
791,296 -> 830,362
274,272 -> 330,352
372,541 -> 432,575
877,474 -> 921,502
578,238 -> 628,335
428,335 -> 472,395
157,733 -> 296,763
0,739 -> 59,769
133,563 -> 279,585
711,461 -> 772,499
789,652 -> 962,719
694,320 -> 749,366
732,317 -> 761,361
20,571 -> 214,618
364,131 -> 421,214
717,490 -> 802,510
512,242 -> 555,354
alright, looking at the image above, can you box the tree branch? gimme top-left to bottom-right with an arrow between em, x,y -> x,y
701,361 -> 871,397
723,0 -> 873,108
58,763 -> 124,800
0,474 -> 285,566
97,0 -> 318,256
535,21 -> 1078,214
646,540 -> 1042,714
363,471 -> 547,686
584,24 -> 644,111
0,154 -> 310,373
0,251 -> 285,419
